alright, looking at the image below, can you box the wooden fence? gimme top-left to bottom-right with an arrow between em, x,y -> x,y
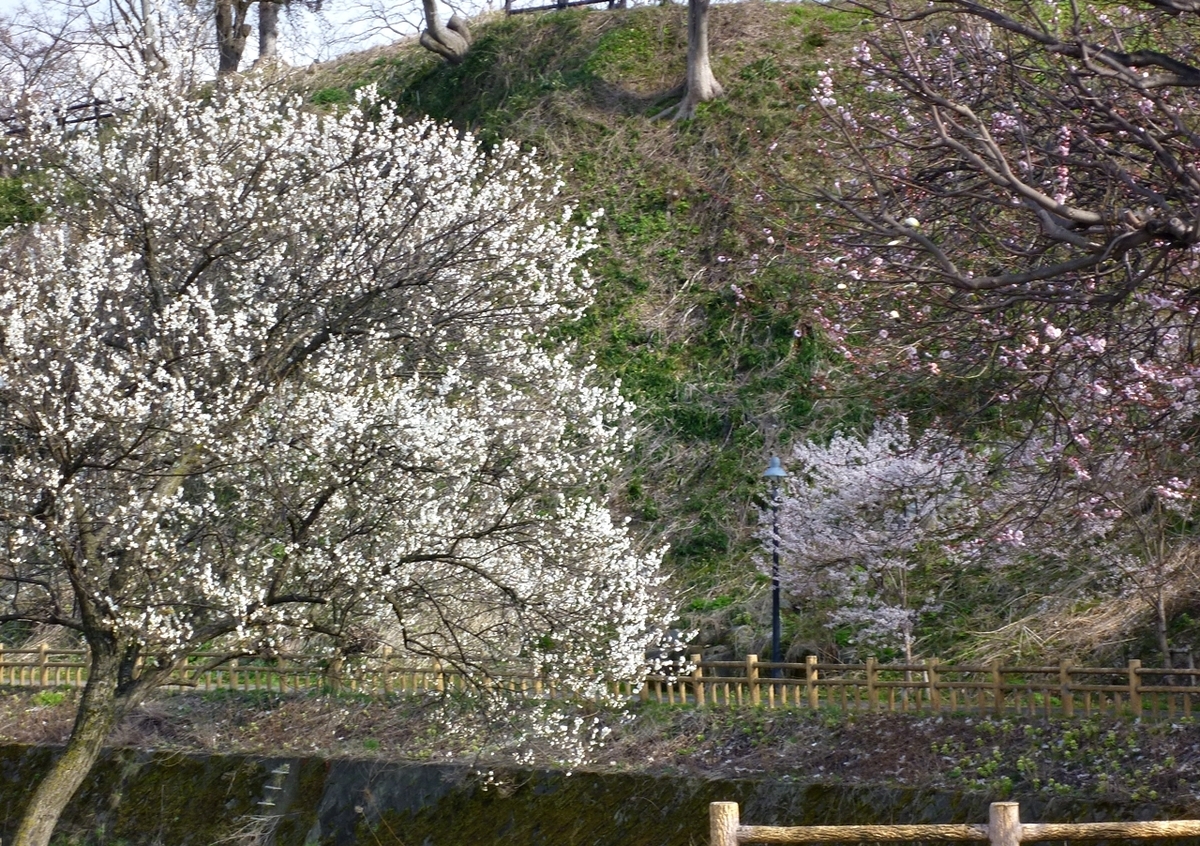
710,801 -> 1200,846
0,644 -> 640,699
0,645 -> 530,696
641,654 -> 1200,719
5,646 -> 1200,719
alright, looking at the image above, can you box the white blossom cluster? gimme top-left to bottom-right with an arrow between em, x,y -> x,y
763,417 -> 982,659
0,77 -> 669,706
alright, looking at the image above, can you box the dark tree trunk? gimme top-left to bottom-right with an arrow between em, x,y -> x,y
216,0 -> 253,75
1156,590 -> 1172,667
656,0 -> 723,120
10,642 -> 138,846
257,1 -> 280,64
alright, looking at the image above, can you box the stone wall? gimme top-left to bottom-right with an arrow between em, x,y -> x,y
2,745 -> 1197,845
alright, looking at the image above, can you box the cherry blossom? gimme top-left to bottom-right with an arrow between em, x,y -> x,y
763,417 -> 983,661
0,76 -> 669,846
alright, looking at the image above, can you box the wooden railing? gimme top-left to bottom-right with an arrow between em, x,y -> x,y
0,644 -> 643,700
0,645 -> 89,687
4,646 -> 1200,719
645,654 -> 1200,719
0,644 -> 544,696
710,801 -> 1200,846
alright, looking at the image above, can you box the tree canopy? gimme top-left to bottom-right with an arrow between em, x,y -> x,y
761,0 -> 1200,663
0,76 -> 668,846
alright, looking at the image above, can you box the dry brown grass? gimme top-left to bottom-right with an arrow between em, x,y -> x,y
955,560 -> 1200,666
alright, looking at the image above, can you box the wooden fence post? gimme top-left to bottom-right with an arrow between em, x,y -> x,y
988,801 -> 1021,846
746,654 -> 760,706
710,802 -> 740,846
691,654 -> 705,708
928,658 -> 941,712
38,643 -> 49,687
806,655 -> 819,710
381,646 -> 393,698
866,656 -> 878,711
991,661 -> 1004,716
1059,659 -> 1073,717
1128,659 -> 1142,715
326,656 -> 342,693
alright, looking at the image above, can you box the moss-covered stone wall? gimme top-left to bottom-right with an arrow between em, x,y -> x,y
3,745 -> 1199,845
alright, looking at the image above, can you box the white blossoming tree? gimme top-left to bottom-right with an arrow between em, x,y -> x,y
0,77 -> 668,846
765,417 -> 982,661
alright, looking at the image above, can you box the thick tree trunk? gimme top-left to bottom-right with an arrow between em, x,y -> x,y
216,0 -> 253,75
657,0 -> 723,120
11,645 -> 133,846
257,1 -> 280,65
419,0 -> 471,64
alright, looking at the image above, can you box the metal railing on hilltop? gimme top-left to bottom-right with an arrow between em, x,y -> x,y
1,97 -> 121,136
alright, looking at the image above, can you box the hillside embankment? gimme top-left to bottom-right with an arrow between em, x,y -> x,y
294,0 -> 1200,667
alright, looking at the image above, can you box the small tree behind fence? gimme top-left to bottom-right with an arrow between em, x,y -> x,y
710,801 -> 1200,846
3,647 -> 1199,719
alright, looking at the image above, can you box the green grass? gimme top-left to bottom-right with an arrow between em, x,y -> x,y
297,2 -> 876,624
30,689 -> 69,707
0,177 -> 43,226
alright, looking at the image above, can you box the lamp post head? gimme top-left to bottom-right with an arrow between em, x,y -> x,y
762,456 -> 788,479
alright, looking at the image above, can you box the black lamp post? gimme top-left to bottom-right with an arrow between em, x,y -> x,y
763,456 -> 788,678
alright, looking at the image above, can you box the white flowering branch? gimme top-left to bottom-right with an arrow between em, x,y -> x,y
0,77 -> 670,846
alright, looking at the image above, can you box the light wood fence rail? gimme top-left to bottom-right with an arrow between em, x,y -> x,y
4,646 -> 1199,719
643,654 -> 1200,718
710,801 -> 1200,846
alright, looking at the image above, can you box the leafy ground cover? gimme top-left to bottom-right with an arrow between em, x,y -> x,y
3,689 -> 1198,810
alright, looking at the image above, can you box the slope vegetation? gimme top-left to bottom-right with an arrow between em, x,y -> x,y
302,2 -> 1200,663
311,0 -> 857,607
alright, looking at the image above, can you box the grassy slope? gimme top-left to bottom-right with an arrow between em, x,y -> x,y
303,4 -> 1200,663
306,1 -> 865,646
281,0 -> 1200,667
